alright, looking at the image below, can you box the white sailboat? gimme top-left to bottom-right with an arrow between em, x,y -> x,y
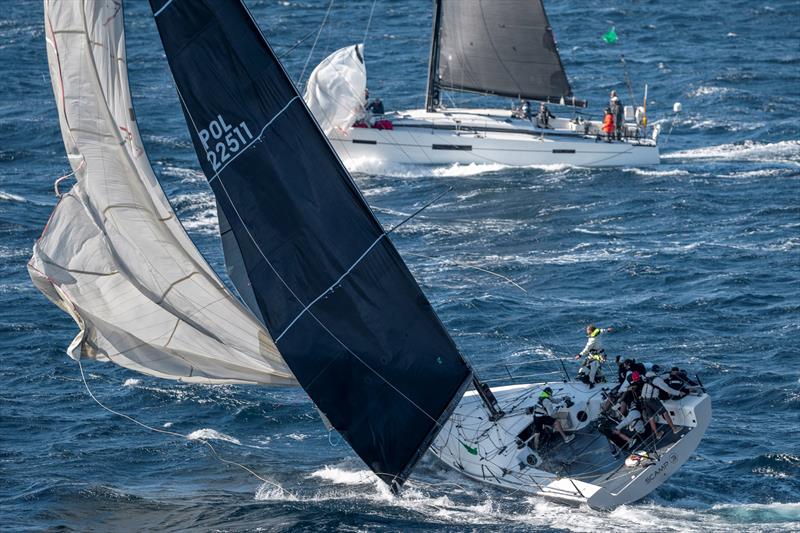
306,0 -> 664,168
32,0 -> 709,511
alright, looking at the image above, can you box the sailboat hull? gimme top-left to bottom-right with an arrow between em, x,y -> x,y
432,380 -> 710,510
330,109 -> 660,169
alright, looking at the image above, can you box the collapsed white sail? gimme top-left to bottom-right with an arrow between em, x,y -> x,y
29,0 -> 296,386
303,44 -> 367,135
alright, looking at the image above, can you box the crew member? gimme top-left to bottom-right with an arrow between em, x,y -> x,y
602,107 -> 615,142
612,398 -> 645,446
366,97 -> 384,115
532,387 -> 575,449
537,102 -> 555,128
574,324 -> 613,386
610,90 -> 624,139
641,364 -> 683,436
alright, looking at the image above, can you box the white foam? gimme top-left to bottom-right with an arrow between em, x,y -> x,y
0,191 -> 26,202
159,165 -> 204,183
688,86 -> 732,98
186,428 -> 241,445
623,167 -> 690,177
431,162 -> 509,177
309,466 -> 378,486
664,140 -> 800,164
253,461 -> 800,530
286,433 -> 308,441
162,422 -> 173,428
122,378 -> 141,387
171,192 -> 220,234
254,482 -> 298,501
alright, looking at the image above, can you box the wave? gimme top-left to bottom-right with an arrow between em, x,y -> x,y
623,167 -> 691,177
252,463 -> 800,531
663,140 -> 800,164
170,192 -> 219,234
185,428 -> 241,445
346,158 -> 572,178
0,190 -> 26,203
687,86 -> 734,98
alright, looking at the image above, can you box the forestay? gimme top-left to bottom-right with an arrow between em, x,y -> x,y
431,0 -> 582,106
149,0 -> 473,490
304,44 -> 367,136
30,0 -> 295,386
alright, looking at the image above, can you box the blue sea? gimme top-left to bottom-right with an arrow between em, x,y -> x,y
1,0 -> 799,531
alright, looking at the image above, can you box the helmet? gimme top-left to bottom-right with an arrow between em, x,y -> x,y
627,371 -> 641,383
651,364 -> 661,373
539,387 -> 553,399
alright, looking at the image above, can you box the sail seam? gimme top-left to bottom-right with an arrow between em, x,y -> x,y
275,234 -> 386,342
213,178 -> 440,425
208,96 -> 300,185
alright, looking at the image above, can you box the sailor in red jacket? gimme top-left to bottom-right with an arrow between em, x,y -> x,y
602,107 -> 615,142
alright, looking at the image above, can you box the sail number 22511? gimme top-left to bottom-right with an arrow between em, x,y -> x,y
198,114 -> 254,172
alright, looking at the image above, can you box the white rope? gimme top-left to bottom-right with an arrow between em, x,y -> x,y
362,0 -> 378,44
77,359 -> 292,497
298,0 -> 335,87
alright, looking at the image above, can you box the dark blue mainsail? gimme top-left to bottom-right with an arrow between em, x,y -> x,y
149,0 -> 473,489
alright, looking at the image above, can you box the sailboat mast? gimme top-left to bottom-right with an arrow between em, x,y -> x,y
424,0 -> 442,112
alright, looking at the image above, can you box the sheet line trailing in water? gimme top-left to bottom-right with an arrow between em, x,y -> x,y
30,0 -> 295,386
149,0 -> 473,490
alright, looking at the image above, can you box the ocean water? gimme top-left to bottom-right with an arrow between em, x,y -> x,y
1,0 -> 799,531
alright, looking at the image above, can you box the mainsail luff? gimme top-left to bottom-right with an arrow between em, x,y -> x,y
149,0 -> 473,490
427,0 -> 587,108
31,0 -> 295,386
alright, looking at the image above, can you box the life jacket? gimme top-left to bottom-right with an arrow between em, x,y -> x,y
587,353 -> 605,365
602,113 -> 614,133
585,328 -> 605,357
534,392 -> 551,416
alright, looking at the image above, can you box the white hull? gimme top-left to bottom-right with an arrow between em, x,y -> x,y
330,108 -> 660,169
432,380 -> 710,510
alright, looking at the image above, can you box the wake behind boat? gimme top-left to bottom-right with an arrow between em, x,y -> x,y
305,0 -> 670,169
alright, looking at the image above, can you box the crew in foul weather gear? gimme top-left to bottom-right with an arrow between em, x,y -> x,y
641,365 -> 683,436
532,387 -> 574,449
575,324 -> 613,387
610,90 -> 624,139
602,108 -> 615,142
612,399 -> 645,445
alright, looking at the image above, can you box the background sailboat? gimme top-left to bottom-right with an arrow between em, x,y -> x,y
314,0 -> 664,168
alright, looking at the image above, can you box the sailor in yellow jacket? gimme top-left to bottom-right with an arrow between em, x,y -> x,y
574,324 -> 614,387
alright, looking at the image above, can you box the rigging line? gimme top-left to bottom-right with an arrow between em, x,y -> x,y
277,26 -> 324,60
298,0 -> 335,87
208,96 -> 301,185
168,7 -> 453,432
362,0 -> 378,44
404,251 -> 527,294
76,359 -> 292,496
153,0 -> 175,18
275,186 -> 452,342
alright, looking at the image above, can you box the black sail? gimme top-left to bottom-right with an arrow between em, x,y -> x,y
431,0 -> 586,107
149,0 -> 473,490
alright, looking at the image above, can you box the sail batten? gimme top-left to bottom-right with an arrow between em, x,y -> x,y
429,0 -> 586,108
149,0 -> 473,489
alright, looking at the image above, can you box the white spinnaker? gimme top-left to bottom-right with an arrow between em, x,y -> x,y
29,0 -> 296,386
303,44 -> 367,135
